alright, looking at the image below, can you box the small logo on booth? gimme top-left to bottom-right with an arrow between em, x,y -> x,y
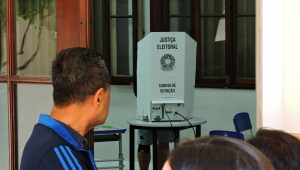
160,54 -> 176,72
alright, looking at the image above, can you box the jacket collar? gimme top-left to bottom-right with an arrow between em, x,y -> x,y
38,114 -> 81,148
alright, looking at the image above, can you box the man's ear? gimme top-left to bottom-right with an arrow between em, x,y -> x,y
93,88 -> 105,107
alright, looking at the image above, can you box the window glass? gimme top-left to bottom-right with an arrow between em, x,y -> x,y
169,0 -> 190,15
169,17 -> 190,34
137,0 -> 144,41
0,83 -> 8,170
110,0 -> 132,16
110,18 -> 133,76
237,0 -> 255,14
200,0 -> 225,15
201,17 -> 225,78
237,17 -> 255,78
93,0 -> 105,57
0,0 -> 6,75
17,84 -> 54,167
15,0 -> 56,76
94,0 -> 140,78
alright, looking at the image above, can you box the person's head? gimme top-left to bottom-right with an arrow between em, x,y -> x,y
248,128 -> 300,170
163,136 -> 274,170
52,47 -> 111,123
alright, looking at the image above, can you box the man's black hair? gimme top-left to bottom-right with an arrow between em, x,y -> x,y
52,47 -> 110,107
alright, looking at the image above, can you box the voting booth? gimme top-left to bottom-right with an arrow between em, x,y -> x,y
137,32 -> 197,122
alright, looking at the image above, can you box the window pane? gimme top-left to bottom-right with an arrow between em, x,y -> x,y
15,0 -> 56,76
169,17 -> 190,34
17,84 -> 53,167
110,0 -> 132,16
201,17 -> 225,78
137,0 -> 144,41
237,17 -> 255,78
110,18 -> 133,76
237,0 -> 255,14
0,83 -> 9,170
200,0 -> 225,15
0,0 -> 6,75
93,0 -> 105,57
169,0 -> 190,15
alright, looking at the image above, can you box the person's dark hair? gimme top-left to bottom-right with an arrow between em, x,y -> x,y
248,128 -> 300,170
52,47 -> 110,107
168,136 -> 274,170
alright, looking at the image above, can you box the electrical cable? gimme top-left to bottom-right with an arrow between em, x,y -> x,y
164,104 -> 175,142
175,112 -> 196,138
165,111 -> 173,128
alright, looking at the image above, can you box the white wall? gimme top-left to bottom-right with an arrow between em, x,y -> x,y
258,0 -> 300,133
94,85 -> 256,169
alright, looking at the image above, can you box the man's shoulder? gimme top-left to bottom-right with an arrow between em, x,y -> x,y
38,145 -> 88,170
20,124 -> 73,170
30,123 -> 70,147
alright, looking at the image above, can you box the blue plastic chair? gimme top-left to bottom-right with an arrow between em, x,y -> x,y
209,130 -> 244,140
233,112 -> 253,137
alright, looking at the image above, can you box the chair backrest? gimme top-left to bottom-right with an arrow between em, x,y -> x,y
233,112 -> 253,137
209,130 -> 244,140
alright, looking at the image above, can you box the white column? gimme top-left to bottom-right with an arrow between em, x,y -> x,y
283,0 -> 300,133
260,0 -> 284,129
257,0 -> 300,133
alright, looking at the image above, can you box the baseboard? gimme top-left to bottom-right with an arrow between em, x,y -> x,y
95,160 -> 153,170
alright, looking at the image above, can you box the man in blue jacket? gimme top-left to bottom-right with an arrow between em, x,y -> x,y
20,47 -> 111,170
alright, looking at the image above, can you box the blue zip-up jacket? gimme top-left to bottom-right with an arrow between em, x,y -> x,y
20,114 -> 98,170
